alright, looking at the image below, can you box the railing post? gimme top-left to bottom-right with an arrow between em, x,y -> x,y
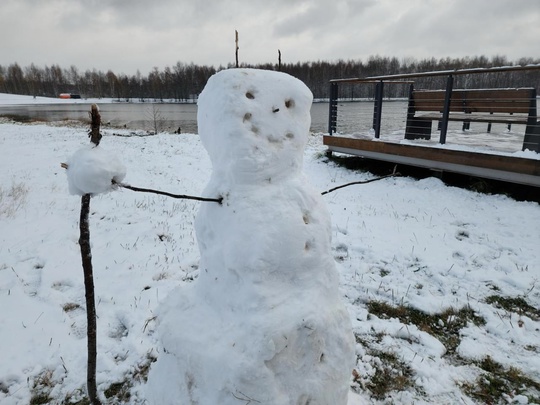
328,82 -> 339,135
523,88 -> 540,152
372,80 -> 384,139
439,74 -> 454,144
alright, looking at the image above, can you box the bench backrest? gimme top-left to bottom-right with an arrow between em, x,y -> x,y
412,88 -> 535,114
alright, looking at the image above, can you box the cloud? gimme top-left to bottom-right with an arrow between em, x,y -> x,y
1,0 -> 538,75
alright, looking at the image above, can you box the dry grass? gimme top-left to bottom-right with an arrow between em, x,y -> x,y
0,181 -> 28,217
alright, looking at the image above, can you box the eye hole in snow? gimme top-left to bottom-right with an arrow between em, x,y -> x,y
272,107 -> 280,113
286,132 -> 295,139
285,99 -> 295,108
243,113 -> 252,122
246,92 -> 255,99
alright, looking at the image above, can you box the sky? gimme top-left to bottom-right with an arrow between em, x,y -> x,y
1,0 -> 539,76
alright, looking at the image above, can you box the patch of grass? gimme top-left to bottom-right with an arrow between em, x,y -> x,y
352,333 -> 418,400
462,356 -> 540,404
485,295 -> 540,320
0,181 -> 28,217
367,350 -> 415,400
30,393 -> 51,405
0,113 -> 34,123
25,352 -> 157,404
62,302 -> 82,312
29,370 -> 54,405
367,301 -> 486,354
104,381 -> 131,402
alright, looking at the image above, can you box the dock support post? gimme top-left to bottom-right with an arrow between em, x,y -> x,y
372,80 -> 384,139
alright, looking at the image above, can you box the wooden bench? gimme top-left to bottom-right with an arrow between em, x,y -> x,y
404,87 -> 540,152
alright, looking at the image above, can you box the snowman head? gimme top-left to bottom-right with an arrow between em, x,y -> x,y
197,68 -> 313,184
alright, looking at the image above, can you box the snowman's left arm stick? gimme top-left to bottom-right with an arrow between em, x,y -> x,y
320,168 -> 400,196
114,181 -> 223,204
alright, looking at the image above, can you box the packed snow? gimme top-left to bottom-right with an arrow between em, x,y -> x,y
146,69 -> 354,404
66,145 -> 126,196
0,86 -> 539,405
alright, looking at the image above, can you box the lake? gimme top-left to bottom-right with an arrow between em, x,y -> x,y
0,100 -> 527,153
0,101 -> 403,134
0,101 -> 339,134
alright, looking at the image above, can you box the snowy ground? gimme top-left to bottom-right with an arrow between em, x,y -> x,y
0,115 -> 539,404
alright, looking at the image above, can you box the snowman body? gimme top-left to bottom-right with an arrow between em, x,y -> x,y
146,69 -> 354,405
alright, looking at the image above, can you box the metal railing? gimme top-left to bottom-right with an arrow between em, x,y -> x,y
327,64 -> 540,152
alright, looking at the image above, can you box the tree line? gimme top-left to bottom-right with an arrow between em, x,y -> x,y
1,55 -> 539,101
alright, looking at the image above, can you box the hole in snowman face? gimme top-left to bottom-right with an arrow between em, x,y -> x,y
286,132 -> 295,139
285,99 -> 295,108
267,134 -> 281,143
243,112 -> 252,122
246,92 -> 255,99
272,107 -> 280,113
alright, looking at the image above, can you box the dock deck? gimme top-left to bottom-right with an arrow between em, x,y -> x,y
323,135 -> 540,187
324,65 -> 540,188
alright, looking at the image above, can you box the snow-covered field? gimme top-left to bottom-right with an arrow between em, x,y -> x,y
1,104 -> 539,402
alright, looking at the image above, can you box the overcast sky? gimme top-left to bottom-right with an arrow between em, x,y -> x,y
2,0 -> 539,76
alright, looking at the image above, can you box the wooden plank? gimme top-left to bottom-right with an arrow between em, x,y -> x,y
412,88 -> 535,114
323,136 -> 540,186
417,112 -> 530,124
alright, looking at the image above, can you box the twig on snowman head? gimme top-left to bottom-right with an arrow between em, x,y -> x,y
320,166 -> 400,196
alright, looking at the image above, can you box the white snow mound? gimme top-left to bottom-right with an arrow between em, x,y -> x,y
66,144 -> 126,195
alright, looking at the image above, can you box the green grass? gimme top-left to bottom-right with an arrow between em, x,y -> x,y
462,356 -> 540,404
485,295 -> 539,320
367,301 -> 486,354
352,333 -> 418,400
27,352 -> 156,404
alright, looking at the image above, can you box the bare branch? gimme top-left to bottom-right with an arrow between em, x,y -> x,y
115,182 -> 223,204
321,167 -> 400,196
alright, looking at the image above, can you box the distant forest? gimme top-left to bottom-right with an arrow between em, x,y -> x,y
1,55 -> 539,101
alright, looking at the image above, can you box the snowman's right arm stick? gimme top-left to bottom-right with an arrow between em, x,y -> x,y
321,167 -> 400,196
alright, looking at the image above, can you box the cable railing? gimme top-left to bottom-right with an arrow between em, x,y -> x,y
328,65 -> 540,153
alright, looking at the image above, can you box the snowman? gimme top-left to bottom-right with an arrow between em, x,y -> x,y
146,68 -> 355,405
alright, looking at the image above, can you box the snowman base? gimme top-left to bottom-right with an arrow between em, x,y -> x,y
146,282 -> 353,405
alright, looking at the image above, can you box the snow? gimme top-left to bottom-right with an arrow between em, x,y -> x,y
145,69 -> 354,404
0,93 -> 115,106
66,145 -> 126,195
0,88 -> 539,405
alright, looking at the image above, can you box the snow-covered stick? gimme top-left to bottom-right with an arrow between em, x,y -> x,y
78,104 -> 102,405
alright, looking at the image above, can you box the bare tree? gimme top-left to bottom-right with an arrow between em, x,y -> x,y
145,104 -> 166,134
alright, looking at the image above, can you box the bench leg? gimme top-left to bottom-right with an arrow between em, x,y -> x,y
523,121 -> 540,152
405,118 -> 432,140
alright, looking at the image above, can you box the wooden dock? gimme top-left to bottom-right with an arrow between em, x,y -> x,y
324,65 -> 540,188
323,136 -> 540,187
